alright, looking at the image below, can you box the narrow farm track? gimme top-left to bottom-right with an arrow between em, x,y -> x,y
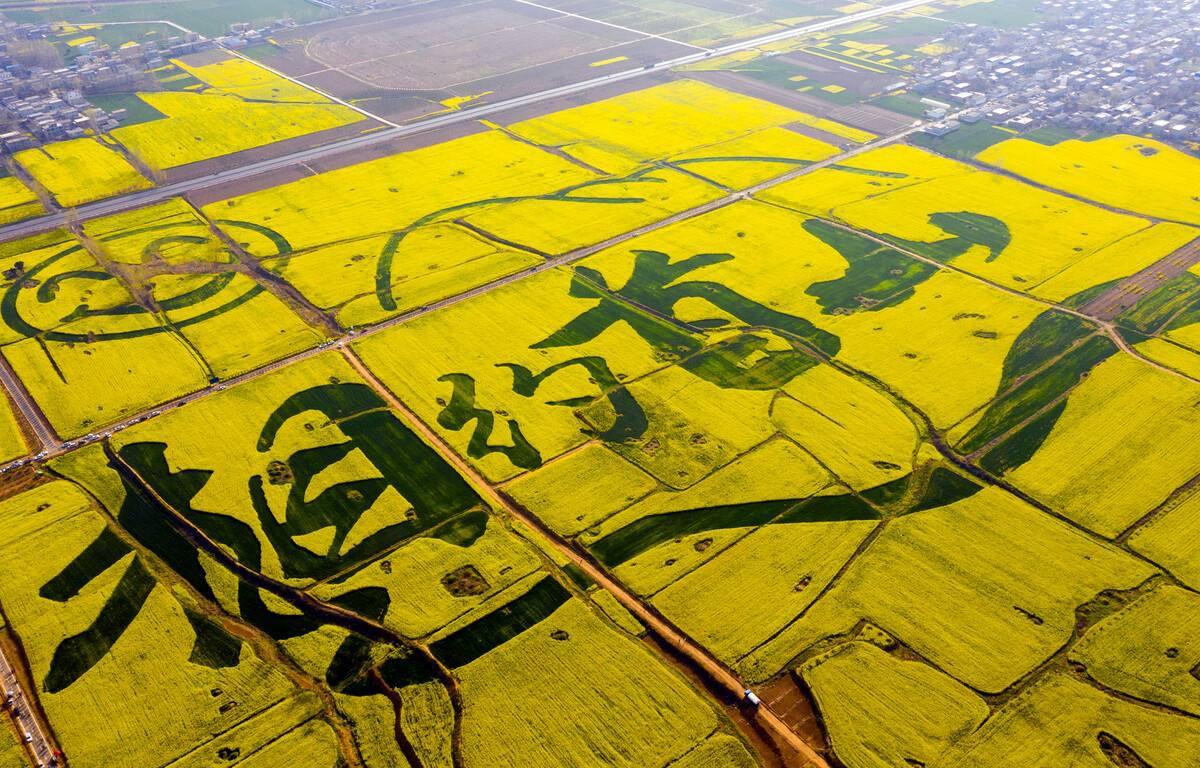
340,348 -> 831,768
1080,237 -> 1200,321
0,0 -> 934,242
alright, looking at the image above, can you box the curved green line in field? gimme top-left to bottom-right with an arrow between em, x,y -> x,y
371,170 -> 673,311
214,219 -> 293,256
36,269 -> 114,303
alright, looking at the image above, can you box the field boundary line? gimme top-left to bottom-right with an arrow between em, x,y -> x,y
340,347 -> 831,768
510,0 -> 712,51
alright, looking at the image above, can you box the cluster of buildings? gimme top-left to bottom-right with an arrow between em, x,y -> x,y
217,19 -> 299,50
0,21 -> 216,148
0,8 -> 315,152
910,0 -> 1200,143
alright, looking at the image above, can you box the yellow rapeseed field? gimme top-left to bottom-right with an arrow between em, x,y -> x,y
456,599 -> 718,768
828,163 -> 1151,290
109,353 -> 368,582
740,487 -> 1154,690
503,443 -> 659,536
653,516 -> 877,661
82,198 -> 227,264
3,330 -> 210,437
352,269 -> 670,482
595,438 -> 833,596
461,166 -> 723,255
157,272 -> 322,377
1006,353 -> 1200,538
172,56 -> 331,103
269,223 -> 540,328
1033,222 -> 1199,301
613,364 -> 779,488
113,91 -> 361,171
578,199 -> 840,323
775,363 -> 920,490
1133,337 -> 1200,380
938,674 -> 1200,767
759,144 -> 969,217
310,520 -> 541,638
0,174 -> 43,225
209,131 -> 593,256
1129,488 -> 1200,590
668,126 -> 839,189
232,717 -> 341,768
506,79 -> 847,174
0,482 -> 302,768
803,641 -> 988,768
0,395 -> 26,464
978,135 -> 1200,224
822,270 -> 1045,428
1069,585 -> 1200,717
671,735 -> 758,768
398,682 -> 455,768
15,138 -> 150,207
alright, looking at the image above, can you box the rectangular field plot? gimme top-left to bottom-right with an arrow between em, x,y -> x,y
938,674 -> 1200,768
15,137 -> 151,208
999,353 -> 1200,538
31,350 -> 737,768
977,135 -> 1200,225
0,170 -> 44,226
739,486 -> 1155,690
0,210 -> 322,437
106,51 -> 367,174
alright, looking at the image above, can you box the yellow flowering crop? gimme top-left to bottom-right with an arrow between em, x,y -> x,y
803,641 -> 988,768
939,674 -> 1200,766
456,600 -> 718,768
1129,489 -> 1200,590
978,135 -> 1200,224
15,138 -> 150,206
0,175 -> 43,225
1007,353 -> 1200,537
113,91 -> 362,171
172,56 -> 331,103
3,330 -> 209,436
1033,222 -> 1199,301
506,79 -> 855,175
0,481 -> 304,768
740,487 -> 1154,689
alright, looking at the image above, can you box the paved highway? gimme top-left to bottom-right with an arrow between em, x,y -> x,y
1,643 -> 56,768
0,0 -> 934,242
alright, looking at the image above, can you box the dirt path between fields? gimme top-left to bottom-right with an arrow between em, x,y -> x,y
339,347 -> 830,768
1079,237 -> 1200,321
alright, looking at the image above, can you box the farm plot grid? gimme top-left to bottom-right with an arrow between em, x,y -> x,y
0,62 -> 1200,768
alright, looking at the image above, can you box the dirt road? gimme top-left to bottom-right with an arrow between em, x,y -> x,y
1080,236 -> 1200,321
339,348 -> 830,768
